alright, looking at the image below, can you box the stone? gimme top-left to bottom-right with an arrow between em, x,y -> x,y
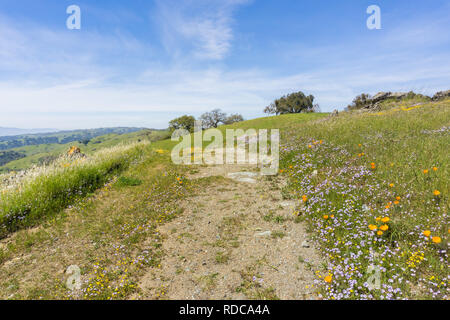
227,172 -> 258,184
301,240 -> 310,248
432,90 -> 450,101
255,231 -> 272,237
372,92 -> 391,103
67,146 -> 86,158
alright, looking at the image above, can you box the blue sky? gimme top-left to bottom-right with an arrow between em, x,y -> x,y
0,0 -> 449,129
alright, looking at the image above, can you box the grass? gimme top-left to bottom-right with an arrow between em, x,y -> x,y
0,129 -> 170,172
0,100 -> 447,300
0,142 -> 149,237
0,143 -> 191,299
279,98 -> 449,299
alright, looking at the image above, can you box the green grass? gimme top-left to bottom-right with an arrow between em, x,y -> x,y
0,143 -> 149,237
0,129 -> 170,172
0,103 -> 447,300
278,98 -> 449,299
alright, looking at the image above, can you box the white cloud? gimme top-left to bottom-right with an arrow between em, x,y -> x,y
154,0 -> 248,60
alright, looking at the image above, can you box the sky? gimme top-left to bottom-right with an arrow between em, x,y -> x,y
0,0 -> 449,130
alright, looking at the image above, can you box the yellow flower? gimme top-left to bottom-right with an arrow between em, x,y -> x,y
323,215 -> 329,220
423,230 -> 431,237
302,195 -> 308,203
396,196 -> 401,201
377,231 -> 383,236
381,217 -> 390,223
433,167 -> 438,172
369,224 -> 378,231
423,169 -> 429,174
433,190 -> 441,196
432,237 -> 441,244
324,275 -> 332,283
389,183 -> 394,188
380,225 -> 389,231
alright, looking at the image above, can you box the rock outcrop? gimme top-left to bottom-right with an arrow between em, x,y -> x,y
432,90 -> 450,101
67,146 -> 86,158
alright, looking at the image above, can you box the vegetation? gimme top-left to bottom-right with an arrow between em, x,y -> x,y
200,109 -> 228,129
0,129 -> 169,172
0,127 -> 145,151
169,115 -> 196,133
279,97 -> 449,299
264,91 -> 318,115
0,151 -> 26,166
0,95 -> 447,300
168,109 -> 245,131
0,143 -> 149,237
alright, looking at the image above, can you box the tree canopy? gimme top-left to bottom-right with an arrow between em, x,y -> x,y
168,115 -> 196,132
264,91 -> 316,115
199,109 -> 227,129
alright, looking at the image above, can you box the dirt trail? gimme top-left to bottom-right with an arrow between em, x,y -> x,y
136,164 -> 323,300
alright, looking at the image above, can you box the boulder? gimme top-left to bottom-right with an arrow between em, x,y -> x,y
389,92 -> 408,99
67,146 -> 86,158
432,90 -> 450,101
371,92 -> 391,103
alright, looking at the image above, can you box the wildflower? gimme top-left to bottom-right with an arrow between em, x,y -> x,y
433,190 -> 441,196
380,225 -> 389,231
323,215 -> 329,220
324,275 -> 332,283
369,224 -> 378,231
389,183 -> 394,188
302,195 -> 308,203
394,200 -> 399,205
381,217 -> 390,223
396,196 -> 401,201
358,144 -> 362,147
433,167 -> 438,172
377,231 -> 383,236
376,217 -> 381,222
432,237 -> 442,244
423,230 -> 431,237
423,169 -> 429,174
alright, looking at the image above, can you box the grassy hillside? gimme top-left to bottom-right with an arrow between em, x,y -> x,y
0,129 -> 169,172
278,98 -> 449,299
0,99 -> 448,300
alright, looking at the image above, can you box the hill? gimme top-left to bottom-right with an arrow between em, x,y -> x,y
0,97 -> 448,300
0,128 -> 170,172
0,127 -> 58,137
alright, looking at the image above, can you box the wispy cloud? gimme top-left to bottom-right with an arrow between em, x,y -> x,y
154,0 -> 248,60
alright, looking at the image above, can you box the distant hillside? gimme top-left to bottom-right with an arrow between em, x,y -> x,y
0,128 -> 170,172
0,127 -> 58,136
0,127 -> 148,151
